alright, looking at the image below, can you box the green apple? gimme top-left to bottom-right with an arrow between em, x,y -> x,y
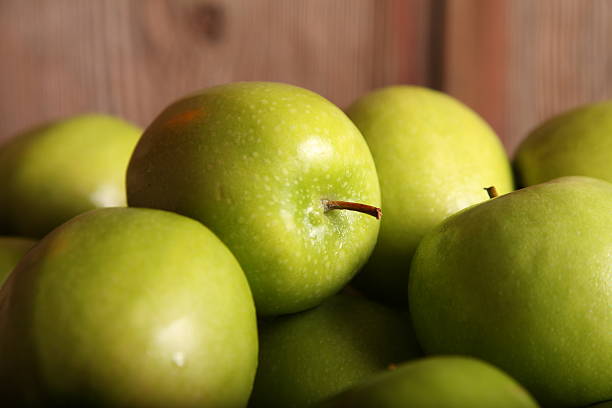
409,176 -> 612,407
248,293 -> 421,408
514,100 -> 612,186
346,86 -> 513,304
127,82 -> 381,316
0,236 -> 35,286
0,114 -> 141,238
319,356 -> 539,408
0,207 -> 258,407
590,402 -> 612,408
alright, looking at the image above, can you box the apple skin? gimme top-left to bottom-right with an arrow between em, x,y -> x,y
408,176 -> 612,407
0,207 -> 258,408
248,293 -> 421,408
0,237 -> 35,287
346,86 -> 513,305
0,114 -> 141,238
514,100 -> 612,186
127,82 -> 381,316
318,356 -> 539,408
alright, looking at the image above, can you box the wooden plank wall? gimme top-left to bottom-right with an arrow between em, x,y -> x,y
0,0 -> 431,142
444,0 -> 612,152
1,0 -> 611,154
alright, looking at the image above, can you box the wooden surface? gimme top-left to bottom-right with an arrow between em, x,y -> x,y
506,0 -> 612,152
0,0 -> 430,142
443,0 -> 508,146
443,0 -> 612,152
1,0 -> 611,153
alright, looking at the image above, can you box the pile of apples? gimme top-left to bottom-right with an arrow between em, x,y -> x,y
0,82 -> 610,408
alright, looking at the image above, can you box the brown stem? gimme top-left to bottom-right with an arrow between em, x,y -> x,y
484,186 -> 499,199
322,200 -> 382,220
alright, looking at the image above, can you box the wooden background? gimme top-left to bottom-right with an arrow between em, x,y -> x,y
0,0 -> 611,153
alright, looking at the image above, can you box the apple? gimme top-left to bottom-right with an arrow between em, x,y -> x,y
346,86 -> 513,305
514,100 -> 612,186
0,236 -> 35,286
248,293 -> 421,408
319,356 -> 539,408
408,176 -> 612,407
0,114 -> 141,238
0,207 -> 258,407
127,82 -> 381,316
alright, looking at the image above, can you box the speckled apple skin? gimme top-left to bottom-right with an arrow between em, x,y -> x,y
319,356 -> 538,408
0,207 -> 258,408
127,82 -> 381,316
0,237 -> 36,287
249,293 -> 422,408
347,86 -> 513,305
409,177 -> 612,408
0,114 -> 142,238
514,100 -> 612,187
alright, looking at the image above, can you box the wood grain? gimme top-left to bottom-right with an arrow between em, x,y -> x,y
443,0 -> 612,153
507,0 -> 612,153
3,0 -> 612,152
442,0 -> 510,148
0,0 -> 431,142
372,0 -> 432,87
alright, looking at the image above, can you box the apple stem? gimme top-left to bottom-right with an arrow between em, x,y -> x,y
322,200 -> 382,220
484,186 -> 499,199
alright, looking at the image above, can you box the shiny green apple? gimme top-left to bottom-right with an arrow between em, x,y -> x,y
0,114 -> 141,237
515,100 -> 612,186
346,86 -> 513,304
0,236 -> 35,286
249,293 -> 421,408
319,356 -> 539,408
0,207 -> 258,407
409,177 -> 612,407
127,82 -> 381,316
